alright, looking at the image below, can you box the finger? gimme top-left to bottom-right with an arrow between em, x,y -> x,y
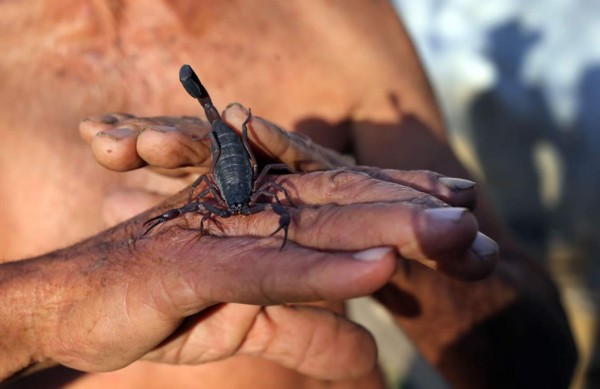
299,205 -> 497,281
137,169 -> 494,280
279,169 -> 475,209
144,303 -> 380,381
136,231 -> 397,310
90,127 -> 146,171
136,119 -> 212,169
141,170 -> 494,280
215,195 -> 495,281
430,231 -> 498,280
227,169 -> 474,215
222,103 -> 352,171
239,305 -> 378,381
265,172 -> 491,277
275,169 -> 449,208
79,113 -> 135,143
353,167 -> 477,209
81,114 -> 212,172
165,189 -> 493,281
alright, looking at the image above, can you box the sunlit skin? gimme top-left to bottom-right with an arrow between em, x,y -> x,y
0,1 -> 576,388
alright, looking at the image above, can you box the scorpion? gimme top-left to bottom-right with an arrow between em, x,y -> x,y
144,64 -> 293,249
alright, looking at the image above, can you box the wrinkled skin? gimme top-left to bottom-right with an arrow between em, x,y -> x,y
0,1 -> 576,388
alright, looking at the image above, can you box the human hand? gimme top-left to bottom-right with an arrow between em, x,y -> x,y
80,104 -> 496,281
79,104 -> 354,228
80,104 -> 350,175
5,164 -> 493,382
4,187 -> 399,381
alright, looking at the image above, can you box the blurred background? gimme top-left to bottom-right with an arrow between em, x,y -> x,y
352,1 -> 600,388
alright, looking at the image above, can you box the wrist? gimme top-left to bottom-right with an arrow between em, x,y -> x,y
0,242 -> 98,381
0,258 -> 57,381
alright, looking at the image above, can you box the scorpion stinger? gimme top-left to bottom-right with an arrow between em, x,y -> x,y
143,64 -> 294,250
179,64 -> 220,123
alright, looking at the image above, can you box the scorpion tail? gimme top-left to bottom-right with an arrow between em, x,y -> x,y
179,64 -> 208,99
179,64 -> 221,123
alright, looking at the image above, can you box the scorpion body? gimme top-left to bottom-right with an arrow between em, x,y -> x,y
144,65 -> 292,249
210,118 -> 254,214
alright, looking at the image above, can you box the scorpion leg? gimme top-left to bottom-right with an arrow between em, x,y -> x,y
251,181 -> 294,207
143,201 -> 204,235
251,167 -> 295,250
199,212 -> 211,235
197,202 -> 233,234
252,163 -> 290,192
187,175 -> 228,233
188,175 -> 204,202
252,163 -> 294,204
189,174 -> 221,202
245,202 -> 291,251
202,202 -> 232,217
270,203 -> 291,251
241,109 -> 258,178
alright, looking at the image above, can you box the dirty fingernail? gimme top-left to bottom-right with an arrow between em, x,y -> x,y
470,232 -> 499,258
147,125 -> 177,133
84,113 -> 134,124
83,114 -> 118,124
353,246 -> 393,261
96,127 -> 137,139
439,177 -> 477,191
424,207 -> 468,222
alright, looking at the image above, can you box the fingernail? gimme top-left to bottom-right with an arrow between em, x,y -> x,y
82,114 -> 117,124
96,127 -> 137,139
84,113 -> 133,124
353,246 -> 393,261
439,177 -> 476,191
147,125 -> 177,133
470,232 -> 499,258
424,207 -> 468,222
225,102 -> 248,112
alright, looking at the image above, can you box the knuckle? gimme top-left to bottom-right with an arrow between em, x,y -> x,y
324,169 -> 371,193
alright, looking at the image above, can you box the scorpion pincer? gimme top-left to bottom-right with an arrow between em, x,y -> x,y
144,64 -> 293,250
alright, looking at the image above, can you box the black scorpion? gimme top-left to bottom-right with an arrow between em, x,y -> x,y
144,64 -> 293,249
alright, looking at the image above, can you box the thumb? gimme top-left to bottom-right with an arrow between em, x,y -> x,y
229,304 -> 381,381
